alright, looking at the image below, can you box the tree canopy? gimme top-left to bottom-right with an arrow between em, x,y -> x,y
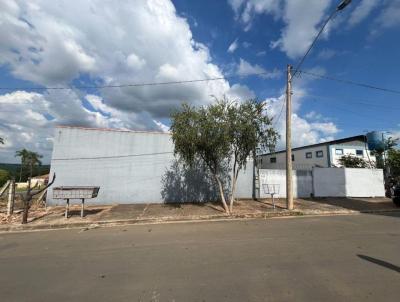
170,98 -> 278,213
338,154 -> 371,168
15,149 -> 43,180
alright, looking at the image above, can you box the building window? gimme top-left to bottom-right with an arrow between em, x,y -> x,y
356,150 -> 363,156
306,152 -> 312,159
292,154 -> 295,161
335,149 -> 344,155
270,157 -> 276,163
316,150 -> 323,158
260,158 -> 263,165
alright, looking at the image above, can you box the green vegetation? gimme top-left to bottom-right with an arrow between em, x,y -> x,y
15,149 -> 43,181
0,163 -> 50,182
388,149 -> 400,181
170,98 -> 277,213
338,154 -> 371,168
0,169 -> 9,187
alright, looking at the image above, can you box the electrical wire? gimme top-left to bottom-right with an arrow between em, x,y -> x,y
297,70 -> 400,95
304,93 -> 400,111
292,9 -> 338,77
0,71 -> 276,91
52,151 -> 173,161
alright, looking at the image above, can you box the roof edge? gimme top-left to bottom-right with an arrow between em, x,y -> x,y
261,135 -> 366,155
55,125 -> 171,135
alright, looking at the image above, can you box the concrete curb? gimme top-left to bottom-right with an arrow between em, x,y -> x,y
1,208 -> 399,233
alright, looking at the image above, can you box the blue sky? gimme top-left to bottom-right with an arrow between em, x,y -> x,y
0,0 -> 399,163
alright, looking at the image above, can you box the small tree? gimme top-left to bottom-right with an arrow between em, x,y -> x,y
171,98 -> 277,213
338,154 -> 371,168
21,173 -> 56,224
387,149 -> 400,181
15,149 -> 43,181
171,102 -> 232,212
226,100 -> 277,212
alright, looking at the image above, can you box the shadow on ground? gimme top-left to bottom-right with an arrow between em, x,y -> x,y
357,254 -> 400,273
66,208 -> 104,218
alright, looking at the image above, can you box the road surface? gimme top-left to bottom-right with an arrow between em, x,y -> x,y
1,213 -> 400,301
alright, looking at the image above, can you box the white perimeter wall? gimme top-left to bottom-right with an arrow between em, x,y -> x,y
259,168 -> 385,198
313,168 -> 385,197
259,169 -> 313,198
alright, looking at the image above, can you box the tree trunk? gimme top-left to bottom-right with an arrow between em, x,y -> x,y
22,201 -> 29,224
19,164 -> 22,182
229,175 -> 237,213
215,176 -> 229,214
22,178 -> 32,224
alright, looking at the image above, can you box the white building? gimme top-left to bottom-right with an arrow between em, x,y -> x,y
48,126 -> 254,205
258,135 -> 376,170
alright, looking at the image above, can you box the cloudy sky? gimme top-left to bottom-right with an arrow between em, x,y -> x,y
1,0 -> 400,163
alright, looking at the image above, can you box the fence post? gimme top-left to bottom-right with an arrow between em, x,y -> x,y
7,178 -> 15,216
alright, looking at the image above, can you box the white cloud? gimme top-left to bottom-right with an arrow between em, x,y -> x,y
375,0 -> 400,29
153,120 -> 170,132
348,0 -> 379,27
236,58 -> 281,79
229,0 -> 334,59
126,53 -> 146,70
317,48 -> 336,60
228,0 -> 282,31
0,0 -> 256,162
270,0 -> 332,59
263,72 -> 340,150
242,41 -> 251,48
227,83 -> 256,100
228,38 -> 239,53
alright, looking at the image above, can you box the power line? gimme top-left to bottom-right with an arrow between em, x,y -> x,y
292,9 -> 338,78
52,151 -> 173,161
0,71 -> 276,91
272,99 -> 286,127
297,70 -> 400,95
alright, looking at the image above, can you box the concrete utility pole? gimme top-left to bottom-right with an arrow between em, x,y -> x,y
284,0 -> 352,210
286,65 -> 293,210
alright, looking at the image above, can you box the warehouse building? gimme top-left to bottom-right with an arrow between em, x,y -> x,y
47,126 -> 253,205
257,135 -> 376,170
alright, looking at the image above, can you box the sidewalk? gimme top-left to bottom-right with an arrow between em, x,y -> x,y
0,197 -> 399,232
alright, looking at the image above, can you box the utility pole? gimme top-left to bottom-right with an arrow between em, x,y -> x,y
286,65 -> 293,210
283,1 -> 352,210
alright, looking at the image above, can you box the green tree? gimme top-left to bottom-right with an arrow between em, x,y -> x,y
226,99 -> 277,212
387,149 -> 400,181
170,98 -> 277,213
0,137 -> 4,144
0,169 -> 9,187
338,154 -> 371,168
15,149 -> 30,181
15,149 -> 43,181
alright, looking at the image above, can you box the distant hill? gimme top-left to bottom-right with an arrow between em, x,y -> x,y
0,163 -> 50,182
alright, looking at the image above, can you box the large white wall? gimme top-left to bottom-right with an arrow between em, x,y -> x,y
48,127 -> 175,205
313,168 -> 385,197
259,169 -> 313,198
48,126 -> 254,205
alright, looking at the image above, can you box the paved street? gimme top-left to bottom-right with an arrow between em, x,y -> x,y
1,213 -> 400,301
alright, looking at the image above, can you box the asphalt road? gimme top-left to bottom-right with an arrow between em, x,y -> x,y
1,213 -> 400,302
